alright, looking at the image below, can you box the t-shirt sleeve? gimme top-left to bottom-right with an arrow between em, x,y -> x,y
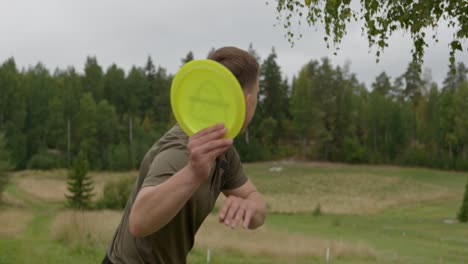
142,148 -> 189,188
222,146 -> 248,191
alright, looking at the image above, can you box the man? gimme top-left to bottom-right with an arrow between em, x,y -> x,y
103,46 -> 266,264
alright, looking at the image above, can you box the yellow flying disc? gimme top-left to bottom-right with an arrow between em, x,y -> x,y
170,60 -> 245,138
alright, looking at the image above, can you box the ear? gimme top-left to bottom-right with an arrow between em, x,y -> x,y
244,91 -> 252,108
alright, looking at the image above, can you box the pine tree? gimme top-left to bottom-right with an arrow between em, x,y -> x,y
458,178 -> 468,223
259,48 -> 287,146
78,93 -> 99,168
62,68 -> 83,167
46,94 -> 66,150
291,62 -> 321,156
402,61 -> 424,104
372,72 -> 392,96
153,67 -> 172,126
313,58 -> 338,160
0,58 -> 28,169
143,56 -> 157,120
443,62 -> 468,93
95,100 -> 119,169
24,64 -> 53,162
103,64 -> 126,118
453,83 -> 468,162
247,43 -> 261,64
181,51 -> 194,66
66,150 -> 94,209
83,57 -> 104,101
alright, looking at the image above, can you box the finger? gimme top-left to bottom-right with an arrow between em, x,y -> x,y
196,138 -> 232,154
206,144 -> 232,160
191,127 -> 227,147
219,197 -> 233,222
190,138 -> 230,160
231,207 -> 245,229
191,123 -> 224,140
224,200 -> 240,226
243,208 -> 254,229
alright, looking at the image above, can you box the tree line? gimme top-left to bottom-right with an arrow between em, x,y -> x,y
0,46 -> 467,171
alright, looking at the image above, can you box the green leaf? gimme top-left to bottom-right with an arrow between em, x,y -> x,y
378,40 -> 385,48
450,40 -> 463,52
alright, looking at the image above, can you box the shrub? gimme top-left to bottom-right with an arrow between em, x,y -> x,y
343,137 -> 368,163
457,178 -> 468,223
0,133 -> 11,202
27,152 -> 63,170
107,144 -> 131,171
96,177 -> 135,209
454,158 -> 468,171
313,204 -> 322,216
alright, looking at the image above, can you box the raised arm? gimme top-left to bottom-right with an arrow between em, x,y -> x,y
129,124 -> 232,237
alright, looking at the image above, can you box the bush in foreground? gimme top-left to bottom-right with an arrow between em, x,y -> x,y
457,178 -> 468,223
95,177 -> 134,209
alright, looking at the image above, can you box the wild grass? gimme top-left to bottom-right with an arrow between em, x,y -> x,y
246,162 -> 463,214
3,162 -> 468,263
17,177 -> 68,202
13,164 -> 464,214
49,208 -> 377,260
51,210 -> 122,246
0,209 -> 33,237
195,214 -> 377,260
12,170 -> 136,202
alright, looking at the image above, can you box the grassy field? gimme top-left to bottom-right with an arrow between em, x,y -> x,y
0,162 -> 467,263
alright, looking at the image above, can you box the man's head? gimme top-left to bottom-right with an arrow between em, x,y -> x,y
208,47 -> 259,131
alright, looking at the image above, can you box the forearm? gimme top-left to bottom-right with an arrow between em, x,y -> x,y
245,191 -> 266,229
129,165 -> 202,237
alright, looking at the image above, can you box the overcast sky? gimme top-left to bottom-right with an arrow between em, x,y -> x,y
1,0 -> 467,88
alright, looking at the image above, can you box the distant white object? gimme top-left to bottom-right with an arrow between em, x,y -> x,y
269,166 -> 283,172
207,249 -> 211,263
326,247 -> 330,262
443,219 -> 457,224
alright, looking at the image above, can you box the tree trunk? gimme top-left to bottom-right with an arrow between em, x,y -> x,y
302,137 -> 306,157
128,117 -> 133,169
67,118 -> 71,167
449,144 -> 453,160
385,128 -> 389,161
373,127 -> 377,153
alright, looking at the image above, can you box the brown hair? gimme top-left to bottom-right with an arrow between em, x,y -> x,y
207,46 -> 259,91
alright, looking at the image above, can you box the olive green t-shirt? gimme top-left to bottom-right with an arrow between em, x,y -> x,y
106,124 -> 248,264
